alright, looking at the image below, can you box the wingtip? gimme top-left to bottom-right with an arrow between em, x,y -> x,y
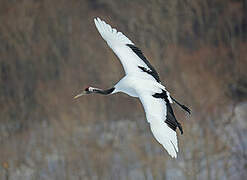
169,152 -> 177,158
93,17 -> 98,26
162,141 -> 178,158
94,17 -> 100,23
92,16 -> 134,46
96,17 -> 103,24
94,17 -> 102,24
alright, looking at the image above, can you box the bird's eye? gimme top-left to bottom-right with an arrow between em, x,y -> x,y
85,87 -> 89,91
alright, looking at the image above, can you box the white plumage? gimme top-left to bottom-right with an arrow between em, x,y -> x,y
94,17 -> 180,158
75,17 -> 190,158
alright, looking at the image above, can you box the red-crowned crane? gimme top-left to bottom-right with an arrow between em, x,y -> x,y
74,17 -> 191,158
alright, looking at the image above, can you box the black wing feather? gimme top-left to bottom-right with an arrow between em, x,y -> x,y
126,44 -> 160,82
153,90 -> 183,134
126,45 -> 190,121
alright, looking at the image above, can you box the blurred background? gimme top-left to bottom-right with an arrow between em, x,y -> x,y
0,0 -> 247,179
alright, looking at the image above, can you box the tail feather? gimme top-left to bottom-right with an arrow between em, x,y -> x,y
171,96 -> 191,114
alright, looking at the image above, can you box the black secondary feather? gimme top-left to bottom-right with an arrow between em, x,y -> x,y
153,90 -> 183,134
126,44 -> 161,82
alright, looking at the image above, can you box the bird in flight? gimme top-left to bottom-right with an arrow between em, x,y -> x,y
74,17 -> 191,158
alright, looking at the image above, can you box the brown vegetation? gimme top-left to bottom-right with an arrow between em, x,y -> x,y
0,0 -> 247,179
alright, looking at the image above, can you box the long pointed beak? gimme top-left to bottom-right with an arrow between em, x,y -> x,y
73,91 -> 87,99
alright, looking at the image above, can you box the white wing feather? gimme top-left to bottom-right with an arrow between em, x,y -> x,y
94,17 -> 151,75
94,17 -> 133,46
139,93 -> 178,158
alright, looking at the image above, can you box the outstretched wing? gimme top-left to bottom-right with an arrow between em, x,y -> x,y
94,17 -> 160,82
138,92 -> 181,158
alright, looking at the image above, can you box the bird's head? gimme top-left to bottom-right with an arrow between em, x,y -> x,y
73,86 -> 93,99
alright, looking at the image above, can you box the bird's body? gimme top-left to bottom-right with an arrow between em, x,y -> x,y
114,74 -> 164,97
74,17 -> 190,158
